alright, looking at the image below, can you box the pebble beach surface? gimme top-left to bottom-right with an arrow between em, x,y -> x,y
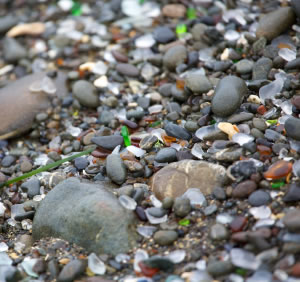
2,0 -> 300,281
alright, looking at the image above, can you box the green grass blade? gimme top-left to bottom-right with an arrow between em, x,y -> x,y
0,147 -> 95,188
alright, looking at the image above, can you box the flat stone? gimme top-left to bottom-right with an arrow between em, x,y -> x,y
207,260 -> 234,277
0,15 -> 18,33
72,80 -> 99,108
185,74 -> 213,94
0,72 -> 67,140
248,190 -> 271,206
106,154 -> 127,185
32,178 -> 138,255
91,135 -> 124,151
256,7 -> 296,41
151,160 -> 227,200
283,183 -> 300,202
21,177 -> 40,199
116,63 -> 139,77
164,122 -> 191,141
153,26 -> 176,44
211,76 -> 248,117
232,180 -> 257,199
236,59 -> 254,74
252,57 -> 272,80
155,148 -> 177,163
3,37 -> 27,63
163,45 -> 187,71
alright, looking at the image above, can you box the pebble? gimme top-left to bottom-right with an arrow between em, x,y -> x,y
151,160 -> 227,200
283,183 -> 300,202
284,117 -> 300,141
3,37 -> 27,63
72,80 -> 99,108
163,45 -> 187,71
153,27 -> 176,44
227,112 -> 253,123
74,157 -> 89,170
232,180 -> 257,199
0,15 -> 18,33
211,76 -> 248,117
253,117 -> 267,131
292,0 -> 300,18
154,230 -> 178,246
283,209 -> 300,232
173,197 -> 191,218
185,74 -> 213,94
248,190 -> 271,206
256,7 -> 296,41
140,135 -> 158,150
21,177 -> 40,199
252,57 -> 273,80
236,59 -> 254,74
106,154 -> 127,185
162,4 -> 186,18
58,259 -> 87,282
91,135 -> 124,151
212,187 -> 226,200
210,223 -> 229,240
116,63 -> 139,77
207,260 -> 234,277
1,155 -> 15,167
164,122 -> 191,140
126,109 -> 145,120
155,148 -> 177,163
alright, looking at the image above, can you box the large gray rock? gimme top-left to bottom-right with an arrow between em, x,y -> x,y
256,7 -> 295,41
0,72 -> 67,140
72,80 -> 99,108
32,178 -> 138,255
151,160 -> 227,200
211,76 -> 247,117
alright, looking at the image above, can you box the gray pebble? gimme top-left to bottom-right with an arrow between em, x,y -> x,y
154,230 -> 178,246
72,80 -> 98,108
3,37 -> 27,63
210,223 -> 229,240
155,148 -> 177,163
164,122 -> 191,140
58,259 -> 87,282
106,154 -> 127,185
91,135 -> 123,151
248,190 -> 271,206
21,177 -> 40,199
173,197 -> 191,217
163,45 -> 187,71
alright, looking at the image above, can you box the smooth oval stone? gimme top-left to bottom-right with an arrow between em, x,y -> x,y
256,7 -> 296,41
164,122 -> 191,141
151,160 -> 227,200
155,148 -> 177,163
0,72 -> 67,140
154,230 -> 178,246
285,117 -> 300,141
106,154 -> 127,185
153,26 -> 176,44
72,80 -> 99,108
0,15 -> 18,33
163,45 -> 187,71
252,57 -> 273,80
185,74 -> 213,94
3,37 -> 27,63
116,63 -> 140,77
248,190 -> 271,206
91,135 -> 124,151
211,76 -> 248,117
33,178 -> 138,256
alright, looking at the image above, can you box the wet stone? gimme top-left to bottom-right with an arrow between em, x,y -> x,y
163,45 -> 187,71
236,59 -> 254,75
106,154 -> 127,185
153,26 -> 176,44
72,80 -> 99,108
232,180 -> 257,199
256,7 -> 296,41
264,160 -> 292,180
116,63 -> 139,77
283,183 -> 300,202
285,117 -> 300,141
164,122 -> 191,141
1,155 -> 16,167
227,112 -> 254,124
74,157 -> 89,170
185,74 -> 213,94
155,148 -> 177,163
207,260 -> 234,277
154,230 -> 178,246
91,135 -> 123,151
213,187 -> 226,200
248,190 -> 271,207
211,76 -> 248,117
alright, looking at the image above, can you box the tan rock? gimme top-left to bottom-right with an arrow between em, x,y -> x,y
151,160 -> 227,200
7,22 -> 45,37
218,122 -> 239,140
0,72 -> 67,140
162,4 -> 186,18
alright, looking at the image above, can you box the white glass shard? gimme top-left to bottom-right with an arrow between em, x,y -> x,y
182,188 -> 206,207
166,250 -> 186,263
126,146 -> 146,158
88,253 -> 106,275
135,34 -> 155,48
119,195 -> 137,210
224,30 -> 240,41
145,208 -> 168,224
249,206 -> 271,219
150,195 -> 162,208
230,248 -> 260,270
191,143 -> 204,159
21,258 -> 38,278
92,61 -> 108,75
259,78 -> 284,104
134,249 -> 149,272
232,133 -> 254,146
195,124 -> 218,140
137,225 -> 157,238
278,48 -> 296,62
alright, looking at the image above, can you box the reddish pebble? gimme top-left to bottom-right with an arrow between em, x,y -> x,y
91,148 -> 111,158
230,216 -> 248,233
138,261 -> 159,277
263,160 -> 292,180
257,105 -> 267,115
257,145 -> 272,155
291,263 -> 300,277
121,119 -> 138,129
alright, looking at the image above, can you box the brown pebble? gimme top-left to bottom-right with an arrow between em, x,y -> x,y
162,4 -> 186,18
232,180 -> 257,198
